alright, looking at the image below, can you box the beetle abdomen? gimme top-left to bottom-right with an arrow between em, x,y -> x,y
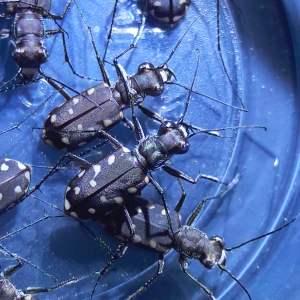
100,196 -> 181,254
64,148 -> 148,220
43,83 -> 123,151
0,159 -> 31,214
147,0 -> 191,24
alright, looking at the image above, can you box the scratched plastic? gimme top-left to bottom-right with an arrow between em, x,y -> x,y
0,0 -> 299,300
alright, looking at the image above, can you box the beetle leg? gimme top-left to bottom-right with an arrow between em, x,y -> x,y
137,104 -> 165,124
180,255 -> 216,300
162,165 -> 196,184
128,253 -> 165,299
46,0 -> 72,20
3,260 -> 23,278
45,29 -> 100,82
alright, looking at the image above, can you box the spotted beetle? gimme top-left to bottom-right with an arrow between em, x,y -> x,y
40,6 -> 246,152
146,0 -> 191,24
0,158 -> 31,214
0,0 -> 93,92
93,180 -> 299,300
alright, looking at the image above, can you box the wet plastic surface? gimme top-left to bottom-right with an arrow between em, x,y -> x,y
0,0 -> 299,299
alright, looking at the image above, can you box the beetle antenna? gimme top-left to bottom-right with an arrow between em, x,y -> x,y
225,213 -> 300,252
187,125 -> 267,139
218,263 -> 252,300
167,81 -> 248,112
177,48 -> 200,124
160,16 -> 200,67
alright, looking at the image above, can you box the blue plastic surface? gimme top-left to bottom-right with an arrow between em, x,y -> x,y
0,0 -> 299,299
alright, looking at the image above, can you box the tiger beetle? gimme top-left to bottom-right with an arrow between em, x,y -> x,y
36,48 -> 266,279
0,242 -> 94,299
0,158 -> 31,214
0,152 -> 93,214
0,0 -> 96,93
92,177 -> 299,300
36,1 -> 247,152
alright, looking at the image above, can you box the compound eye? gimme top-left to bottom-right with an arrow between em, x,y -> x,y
158,121 -> 175,135
176,139 -> 189,154
138,62 -> 155,73
211,235 -> 225,249
37,48 -> 49,63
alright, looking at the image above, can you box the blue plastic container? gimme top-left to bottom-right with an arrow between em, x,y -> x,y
0,0 -> 299,299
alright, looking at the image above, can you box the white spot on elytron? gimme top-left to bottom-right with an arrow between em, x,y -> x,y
104,119 -> 113,127
90,180 -> 97,187
108,155 -> 115,165
103,83 -> 109,88
66,186 -> 71,192
154,1 -> 162,6
42,129 -> 46,137
70,212 -> 79,219
17,162 -> 26,170
132,224 -> 136,229
88,127 -> 96,136
73,97 -> 80,105
179,0 -> 186,4
114,197 -> 123,204
0,193 -> 2,201
78,170 -> 86,178
149,240 -> 157,248
51,114 -> 56,123
173,15 -> 183,23
4,159 -> 11,162
147,201 -> 155,210
144,176 -> 149,184
14,186 -> 22,193
87,88 -> 95,95
74,187 -> 80,195
61,137 -> 70,144
100,196 -> 107,202
78,142 -> 87,147
133,235 -> 142,243
77,124 -> 83,130
120,111 -> 124,119
45,139 -> 54,148
122,147 -> 131,153
136,206 -> 142,213
65,199 -> 71,210
127,187 -> 137,193
25,171 -> 30,181
155,15 -> 170,23
161,209 -> 166,215
88,208 -> 96,214
93,165 -> 101,178
1,163 -> 9,171
25,187 -> 29,193
68,108 -> 74,115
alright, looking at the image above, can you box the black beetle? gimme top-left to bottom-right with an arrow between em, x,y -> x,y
94,182 -> 299,300
41,10 -> 246,152
0,0 -> 87,91
0,158 -> 31,214
146,0 -> 191,24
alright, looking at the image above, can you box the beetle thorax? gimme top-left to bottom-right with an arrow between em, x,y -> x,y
174,225 -> 207,259
137,136 -> 169,171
